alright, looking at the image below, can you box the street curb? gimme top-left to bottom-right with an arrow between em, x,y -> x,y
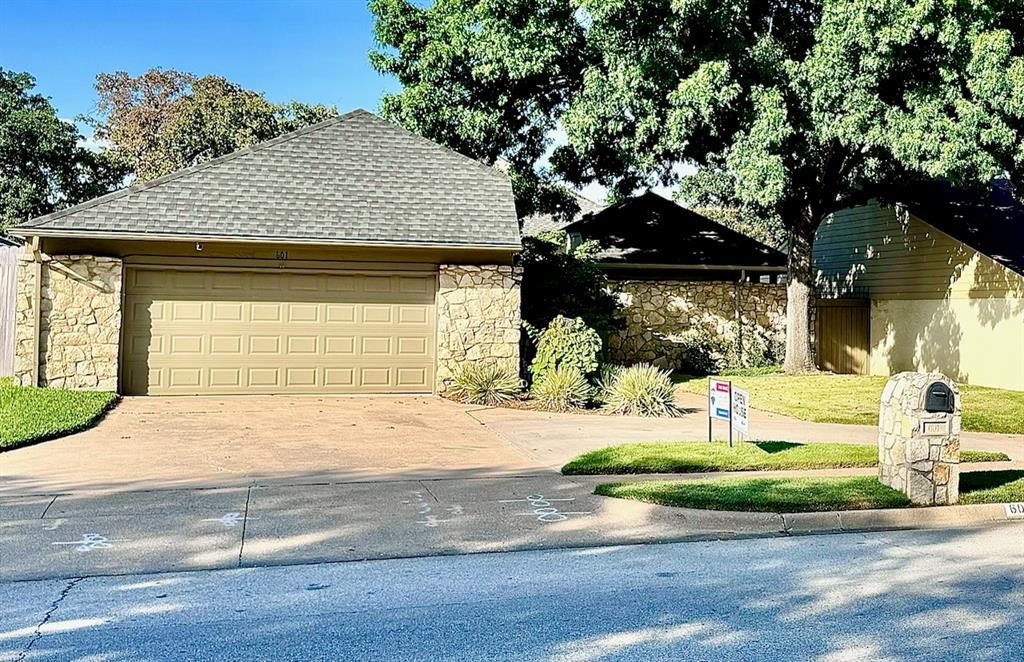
781,502 -> 1015,535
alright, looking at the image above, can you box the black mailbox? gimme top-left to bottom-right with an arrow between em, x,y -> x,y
924,382 -> 955,413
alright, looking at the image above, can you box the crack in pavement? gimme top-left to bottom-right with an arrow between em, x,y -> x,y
15,576 -> 84,661
236,486 -> 254,567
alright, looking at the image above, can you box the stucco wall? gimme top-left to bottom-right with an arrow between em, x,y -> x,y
435,264 -> 522,391
869,298 -> 1024,391
608,279 -> 787,369
14,253 -> 123,390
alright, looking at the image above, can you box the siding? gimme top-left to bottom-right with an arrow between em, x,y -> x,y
0,243 -> 19,376
814,202 -> 1024,390
815,202 -> 1024,300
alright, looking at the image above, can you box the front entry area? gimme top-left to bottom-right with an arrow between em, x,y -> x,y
120,266 -> 437,395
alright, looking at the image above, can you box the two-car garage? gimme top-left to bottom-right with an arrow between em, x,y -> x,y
11,110 -> 522,395
120,266 -> 437,395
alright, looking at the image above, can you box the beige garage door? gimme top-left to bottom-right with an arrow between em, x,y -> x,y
122,267 -> 436,395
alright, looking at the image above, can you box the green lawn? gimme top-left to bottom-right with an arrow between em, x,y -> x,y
676,373 -> 1024,434
596,476 -> 911,512
0,379 -> 118,451
596,470 -> 1024,513
959,470 -> 1024,505
561,441 -> 1009,475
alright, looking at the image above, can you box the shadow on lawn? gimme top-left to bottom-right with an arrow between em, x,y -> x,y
753,441 -> 803,453
961,469 -> 1024,491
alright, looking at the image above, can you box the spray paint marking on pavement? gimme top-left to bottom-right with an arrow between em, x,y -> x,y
408,491 -> 464,528
52,533 -> 118,552
201,512 -> 260,528
499,495 -> 592,523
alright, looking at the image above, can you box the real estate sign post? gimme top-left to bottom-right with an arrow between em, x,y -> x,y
731,386 -> 750,438
709,380 -> 750,446
708,379 -> 733,446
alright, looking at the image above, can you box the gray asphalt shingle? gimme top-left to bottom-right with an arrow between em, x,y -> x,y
14,109 -> 521,249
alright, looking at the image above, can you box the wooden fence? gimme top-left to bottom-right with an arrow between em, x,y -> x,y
0,240 -> 20,377
815,298 -> 870,375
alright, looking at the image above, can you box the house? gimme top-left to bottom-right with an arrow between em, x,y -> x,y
9,110 -> 522,395
814,179 -> 1024,390
525,191 -> 789,369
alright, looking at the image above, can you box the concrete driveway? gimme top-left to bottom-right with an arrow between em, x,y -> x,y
0,396 -> 541,495
4,392 -> 1020,496
2,394 -> 1021,582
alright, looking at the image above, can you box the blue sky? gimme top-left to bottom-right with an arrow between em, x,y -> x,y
0,0 -> 397,126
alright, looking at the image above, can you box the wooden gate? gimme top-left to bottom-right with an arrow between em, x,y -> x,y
815,299 -> 869,374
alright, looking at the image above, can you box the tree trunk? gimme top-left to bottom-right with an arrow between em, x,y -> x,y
784,223 -> 817,373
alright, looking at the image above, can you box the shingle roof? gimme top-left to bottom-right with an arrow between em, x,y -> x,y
521,191 -> 604,236
564,191 -> 787,268
896,179 -> 1024,277
13,109 -> 520,249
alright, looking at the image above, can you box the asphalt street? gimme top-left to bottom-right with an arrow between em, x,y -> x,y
2,524 -> 1022,661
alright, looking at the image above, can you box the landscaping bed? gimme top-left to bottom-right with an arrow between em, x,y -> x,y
596,470 -> 1024,513
561,441 -> 1009,475
676,372 -> 1024,434
0,379 -> 118,451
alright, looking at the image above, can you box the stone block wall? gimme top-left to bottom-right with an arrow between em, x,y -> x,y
435,264 -> 522,392
607,279 -> 787,369
14,253 -> 123,390
878,372 -> 961,505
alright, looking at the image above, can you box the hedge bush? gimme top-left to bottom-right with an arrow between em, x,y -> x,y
529,315 -> 602,384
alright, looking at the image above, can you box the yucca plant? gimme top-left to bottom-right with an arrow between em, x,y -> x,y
594,364 -> 626,404
447,363 -> 521,406
531,364 -> 593,412
604,363 -> 682,417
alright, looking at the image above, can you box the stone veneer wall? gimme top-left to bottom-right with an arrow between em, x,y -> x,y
608,279 -> 788,369
878,372 -> 961,505
14,253 -> 123,390
435,264 -> 522,391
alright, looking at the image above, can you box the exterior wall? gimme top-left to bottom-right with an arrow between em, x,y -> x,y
14,253 -> 123,390
608,279 -> 787,369
869,298 -> 1024,391
816,202 -> 1024,390
0,242 -> 19,377
435,264 -> 522,391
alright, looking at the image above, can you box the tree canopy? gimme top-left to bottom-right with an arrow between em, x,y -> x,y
0,69 -> 125,233
89,68 -> 337,182
371,0 -> 1022,372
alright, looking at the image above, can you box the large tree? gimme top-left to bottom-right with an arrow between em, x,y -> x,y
89,68 -> 337,182
372,0 -> 1011,372
0,69 -> 125,233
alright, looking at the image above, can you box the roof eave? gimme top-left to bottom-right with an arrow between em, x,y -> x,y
10,227 -> 522,252
598,261 -> 787,272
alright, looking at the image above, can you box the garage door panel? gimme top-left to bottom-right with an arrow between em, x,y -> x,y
123,267 -> 436,395
362,305 -> 393,323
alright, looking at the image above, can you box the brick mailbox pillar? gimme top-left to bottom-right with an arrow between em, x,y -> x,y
878,372 -> 962,505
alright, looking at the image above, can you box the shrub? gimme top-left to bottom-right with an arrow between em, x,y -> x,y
531,365 -> 593,412
529,315 -> 602,384
730,322 -> 785,369
674,320 -> 731,375
519,234 -> 624,347
447,363 -> 521,406
594,364 -> 626,404
603,363 -> 682,417
669,319 -> 784,375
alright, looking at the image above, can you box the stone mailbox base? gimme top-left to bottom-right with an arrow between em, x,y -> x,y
878,372 -> 962,505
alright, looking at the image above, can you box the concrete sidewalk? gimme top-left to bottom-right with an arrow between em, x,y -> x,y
3,470 -> 1020,583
